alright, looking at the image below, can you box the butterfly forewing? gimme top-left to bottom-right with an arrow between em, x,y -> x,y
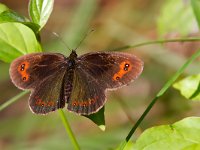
10,53 -> 66,90
78,52 -> 143,89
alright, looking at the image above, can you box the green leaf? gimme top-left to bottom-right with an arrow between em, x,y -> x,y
0,10 -> 40,36
29,0 -> 54,29
133,117 -> 200,150
0,22 -> 42,62
23,22 -> 41,39
83,107 -> 105,131
117,141 -> 135,150
0,4 -> 29,24
157,0 -> 197,36
191,0 -> 200,28
0,10 -> 28,22
0,3 -> 9,13
123,141 -> 134,150
173,74 -> 200,100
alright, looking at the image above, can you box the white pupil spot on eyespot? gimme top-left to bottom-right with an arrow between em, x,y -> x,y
20,64 -> 25,71
124,63 -> 130,71
116,76 -> 120,80
125,64 -> 129,67
113,61 -> 132,81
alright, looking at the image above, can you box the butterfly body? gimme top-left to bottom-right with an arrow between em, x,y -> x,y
10,50 -> 143,115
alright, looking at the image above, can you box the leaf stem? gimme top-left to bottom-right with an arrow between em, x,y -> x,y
119,49 -> 200,149
111,37 -> 200,51
58,109 -> 80,150
0,91 -> 29,112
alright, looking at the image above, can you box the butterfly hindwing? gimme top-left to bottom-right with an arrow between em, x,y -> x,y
67,68 -> 105,115
29,68 -> 66,114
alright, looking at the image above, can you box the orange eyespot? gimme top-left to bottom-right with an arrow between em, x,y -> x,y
73,101 -> 78,106
113,61 -> 132,81
17,61 -> 30,82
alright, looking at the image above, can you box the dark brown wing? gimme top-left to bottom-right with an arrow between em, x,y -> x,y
67,68 -> 105,115
9,53 -> 66,89
29,68 -> 66,114
10,53 -> 67,114
77,52 -> 143,89
67,52 -> 143,115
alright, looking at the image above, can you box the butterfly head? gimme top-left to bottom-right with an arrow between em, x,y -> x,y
69,50 -> 77,59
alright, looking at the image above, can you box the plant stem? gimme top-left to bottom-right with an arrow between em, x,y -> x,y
58,109 -> 80,150
111,37 -> 200,51
119,49 -> 200,150
0,91 -> 29,112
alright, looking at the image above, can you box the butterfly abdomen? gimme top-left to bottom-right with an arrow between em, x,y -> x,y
64,59 -> 76,103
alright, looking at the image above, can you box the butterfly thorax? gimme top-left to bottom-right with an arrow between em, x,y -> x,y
66,50 -> 77,68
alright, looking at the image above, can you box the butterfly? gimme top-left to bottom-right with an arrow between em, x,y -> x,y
9,50 -> 143,115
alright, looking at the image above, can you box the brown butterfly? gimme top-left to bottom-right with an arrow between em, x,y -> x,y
9,50 -> 143,115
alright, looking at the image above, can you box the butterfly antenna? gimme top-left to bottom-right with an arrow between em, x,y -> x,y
52,32 -> 72,52
74,29 -> 94,51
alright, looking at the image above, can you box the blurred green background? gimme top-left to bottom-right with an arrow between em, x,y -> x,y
1,0 -> 200,149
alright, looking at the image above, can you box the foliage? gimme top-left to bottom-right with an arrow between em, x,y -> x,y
29,0 -> 54,30
191,0 -> 200,28
0,22 -> 41,62
174,74 -> 200,100
134,117 -> 200,150
157,0 -> 197,36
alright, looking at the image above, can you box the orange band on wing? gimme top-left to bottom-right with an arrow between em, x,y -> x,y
72,98 -> 97,107
35,96 -> 55,107
113,61 -> 132,81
